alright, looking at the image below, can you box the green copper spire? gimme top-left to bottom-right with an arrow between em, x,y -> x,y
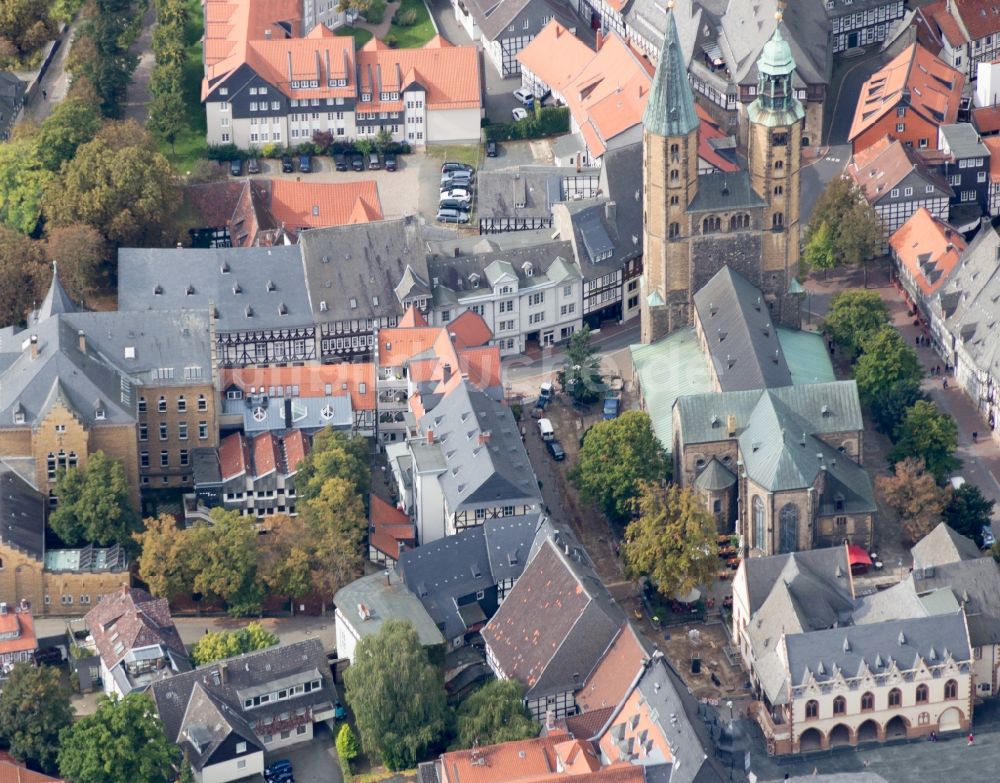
642,5 -> 699,138
747,17 -> 804,128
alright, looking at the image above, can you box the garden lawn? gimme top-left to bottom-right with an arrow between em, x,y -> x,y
388,0 -> 436,48
426,144 -> 480,168
334,25 -> 374,49
158,0 -> 208,173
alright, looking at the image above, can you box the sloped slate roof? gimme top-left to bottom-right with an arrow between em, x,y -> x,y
911,522 -> 982,569
693,457 -> 735,491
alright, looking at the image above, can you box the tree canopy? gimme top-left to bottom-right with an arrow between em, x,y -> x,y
43,120 -> 179,246
876,457 -> 950,544
0,663 -> 73,774
0,137 -> 54,234
622,482 -> 718,599
557,326 -> 604,404
451,679 -> 536,750
35,93 -> 103,173
853,326 -> 923,409
344,619 -> 447,770
66,0 -> 142,117
133,513 -> 193,603
295,427 -> 370,501
191,622 -> 279,665
188,509 -> 262,616
569,411 -> 668,523
889,399 -> 960,483
45,223 -> 106,303
943,483 -> 995,547
0,225 -> 47,325
49,451 -> 139,549
824,289 -> 889,358
298,476 -> 366,609
57,693 -> 178,783
803,176 -> 883,271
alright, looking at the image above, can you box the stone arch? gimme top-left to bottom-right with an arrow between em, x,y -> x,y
828,724 -> 851,747
778,503 -> 798,554
884,715 -> 908,739
938,706 -> 963,732
798,727 -> 823,752
856,719 -> 879,743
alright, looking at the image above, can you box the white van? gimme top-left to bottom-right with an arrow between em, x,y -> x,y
538,418 -> 554,441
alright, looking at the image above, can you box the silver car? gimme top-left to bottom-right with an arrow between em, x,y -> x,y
436,208 -> 469,224
440,188 -> 472,203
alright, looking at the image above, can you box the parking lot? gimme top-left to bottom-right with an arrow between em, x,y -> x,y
262,723 -> 341,783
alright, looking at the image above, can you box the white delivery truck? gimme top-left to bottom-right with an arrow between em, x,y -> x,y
538,418 -> 554,441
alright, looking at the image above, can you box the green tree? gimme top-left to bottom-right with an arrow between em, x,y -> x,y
557,326 -> 604,404
188,509 -> 261,616
889,400 -> 960,482
876,457 -> 950,544
190,622 -> 279,665
43,120 -> 179,246
336,723 -> 360,763
0,137 -> 55,234
374,128 -> 393,154
853,326 -> 923,409
49,451 -> 139,548
133,513 -> 195,603
178,752 -> 195,783
452,679 -> 536,750
0,224 -> 47,325
355,137 -> 374,156
0,0 -> 56,59
569,411 -> 667,523
35,93 -> 103,172
344,619 -> 447,770
622,482 -> 718,599
66,0 -> 141,117
300,477 -> 366,611
869,379 -> 925,437
803,176 -> 883,273
0,663 -> 73,774
57,693 -> 178,783
824,289 -> 889,358
259,514 -> 313,611
148,89 -> 187,154
943,483 -> 995,547
45,223 -> 107,303
296,427 -> 370,501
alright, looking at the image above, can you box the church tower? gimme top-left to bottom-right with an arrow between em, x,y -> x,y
640,4 -> 700,344
746,17 -> 805,326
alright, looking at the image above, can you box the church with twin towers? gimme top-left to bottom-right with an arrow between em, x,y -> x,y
640,5 -> 805,343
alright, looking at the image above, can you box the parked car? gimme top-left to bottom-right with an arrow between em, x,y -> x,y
367,151 -> 381,169
441,178 -> 472,193
441,161 -> 474,174
229,158 -> 243,176
512,107 -> 529,121
539,382 -> 553,402
441,168 -> 474,184
546,439 -> 566,461
513,87 -> 535,106
281,155 -> 294,173
436,208 -> 469,224
439,198 -> 470,212
333,153 -> 348,171
983,525 -> 996,549
34,646 -> 65,666
486,139 -> 497,157
603,394 -> 621,420
298,154 -> 312,173
266,761 -> 292,779
384,152 -> 398,171
440,188 -> 472,203
334,700 -> 347,719
538,417 -> 554,441
246,158 -> 260,174
351,153 -> 364,171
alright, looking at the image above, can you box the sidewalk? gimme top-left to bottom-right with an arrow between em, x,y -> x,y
19,19 -> 79,125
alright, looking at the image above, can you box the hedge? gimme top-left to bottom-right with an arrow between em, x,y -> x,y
484,106 -> 570,142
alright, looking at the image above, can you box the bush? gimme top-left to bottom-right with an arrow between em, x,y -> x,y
485,107 -> 570,142
392,7 -> 418,25
260,142 -> 287,159
385,32 -> 398,47
312,130 -> 334,154
337,724 -> 360,763
206,143 -> 241,161
296,141 -> 320,156
364,0 -> 387,23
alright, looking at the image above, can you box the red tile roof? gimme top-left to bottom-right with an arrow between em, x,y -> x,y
253,431 -> 280,477
0,609 -> 35,658
950,0 -> 1000,41
377,320 -> 501,392
695,104 -> 739,174
219,431 -> 251,481
563,707 -> 615,740
973,104 -> 1000,134
268,180 -> 383,230
84,587 -> 186,670
575,623 -> 649,714
846,136 -> 950,202
443,309 -> 493,349
848,43 -> 964,145
222,364 -> 376,411
282,430 -> 310,473
369,495 -> 415,560
916,0 -> 967,49
889,206 -> 967,296
356,38 -> 481,111
398,305 -> 429,327
0,761 -> 63,783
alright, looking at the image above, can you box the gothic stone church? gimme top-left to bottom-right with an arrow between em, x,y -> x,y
640,8 -> 805,342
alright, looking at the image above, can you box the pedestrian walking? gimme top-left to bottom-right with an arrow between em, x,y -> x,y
931,731 -> 938,742
943,377 -> 949,389
968,732 -> 975,746
915,335 -> 920,346
974,432 -> 979,443
41,89 -> 46,100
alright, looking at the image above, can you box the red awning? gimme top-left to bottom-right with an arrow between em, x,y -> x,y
847,544 -> 872,567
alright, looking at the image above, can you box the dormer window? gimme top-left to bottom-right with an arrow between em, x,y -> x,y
12,407 -> 24,425
94,405 -> 106,420
522,262 -> 534,277
350,297 -> 357,309
291,80 -> 300,89
470,273 -> 480,288
361,92 -> 372,102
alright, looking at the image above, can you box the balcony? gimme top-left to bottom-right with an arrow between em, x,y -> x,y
751,700 -> 791,741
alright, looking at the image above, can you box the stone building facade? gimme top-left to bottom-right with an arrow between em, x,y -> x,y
640,10 -> 803,343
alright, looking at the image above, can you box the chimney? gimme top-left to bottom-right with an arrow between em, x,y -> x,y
726,414 -> 736,437
284,398 -> 292,428
219,662 -> 228,684
478,431 -> 492,445
426,429 -> 434,444
442,362 -> 452,382
605,200 -> 617,226
29,334 -> 37,360
78,330 -> 86,353
596,30 -> 604,50
0,602 -> 7,616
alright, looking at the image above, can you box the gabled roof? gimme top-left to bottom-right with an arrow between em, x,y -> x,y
268,179 -> 383,231
911,521 -> 983,569
848,43 -> 964,144
369,495 -> 414,561
910,556 -> 1000,646
221,363 -> 375,411
693,266 -> 792,391
516,20 -> 594,94
693,457 -> 736,491
355,38 -> 481,111
0,463 -> 44,561
575,622 -> 653,716
483,536 -> 626,698
889,207 -> 966,296
948,0 -> 1000,41
35,264 -> 76,322
178,682 -> 264,771
0,761 -> 62,783
846,136 -> 954,203
915,0 -> 967,50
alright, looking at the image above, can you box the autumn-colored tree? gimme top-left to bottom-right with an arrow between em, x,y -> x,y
622,482 -> 718,599
299,477 -> 366,611
133,514 -> 194,603
45,224 -> 107,303
876,457 -> 950,544
0,225 -> 47,324
188,509 -> 262,616
259,514 -> 313,611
